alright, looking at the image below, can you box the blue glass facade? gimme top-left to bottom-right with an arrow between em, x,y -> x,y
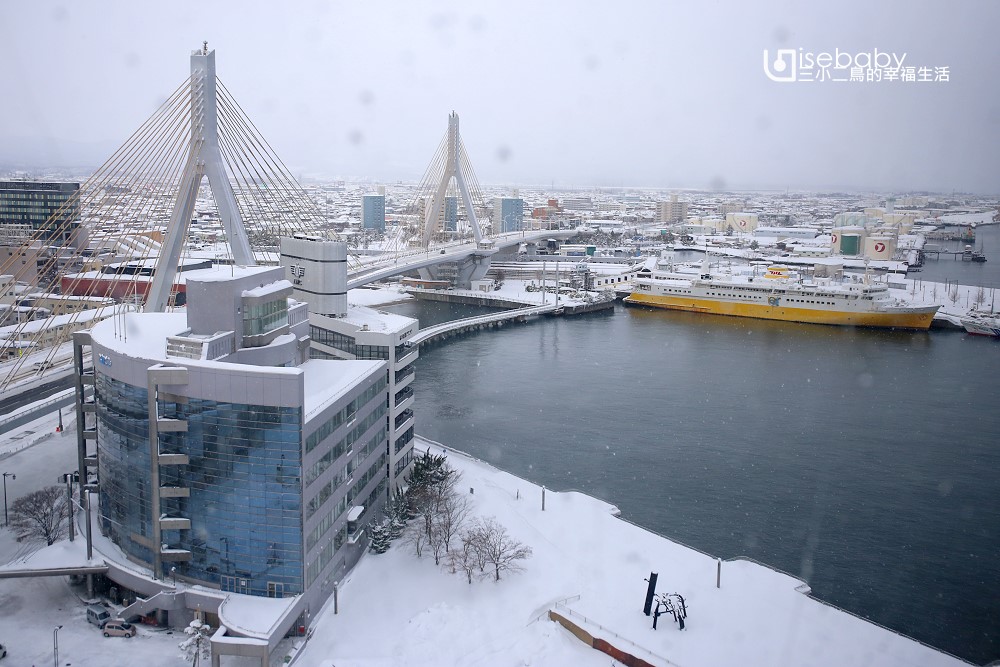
444,196 -> 458,231
96,373 -> 305,596
361,195 -> 385,232
496,198 -> 524,233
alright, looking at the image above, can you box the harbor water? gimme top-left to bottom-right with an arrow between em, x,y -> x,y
914,222 -> 1000,292
384,226 -> 1000,665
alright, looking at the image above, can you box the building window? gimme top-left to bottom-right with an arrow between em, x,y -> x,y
305,376 -> 387,454
94,373 -> 305,597
243,298 -> 288,337
309,325 -> 389,360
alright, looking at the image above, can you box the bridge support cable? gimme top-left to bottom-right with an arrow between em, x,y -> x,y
0,77 -> 196,388
0,45 -> 356,388
216,82 -> 334,247
405,112 -> 490,249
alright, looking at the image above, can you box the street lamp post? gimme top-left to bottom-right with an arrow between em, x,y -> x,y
53,624 -> 62,667
2,472 -> 15,527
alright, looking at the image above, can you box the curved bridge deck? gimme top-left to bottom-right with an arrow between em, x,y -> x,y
410,302 -> 560,345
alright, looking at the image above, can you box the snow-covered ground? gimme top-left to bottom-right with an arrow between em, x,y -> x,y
492,279 -> 566,305
298,437 -> 967,667
933,211 -> 996,225
892,278 -> 999,325
0,575 -> 194,667
347,285 -> 413,307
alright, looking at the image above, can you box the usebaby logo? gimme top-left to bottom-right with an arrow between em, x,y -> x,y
763,47 -> 949,83
762,48 -> 798,82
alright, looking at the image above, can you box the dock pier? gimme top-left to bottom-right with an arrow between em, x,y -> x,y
920,248 -> 986,262
405,287 -> 614,346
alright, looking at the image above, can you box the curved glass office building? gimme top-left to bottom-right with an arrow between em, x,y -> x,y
96,374 -> 306,595
78,265 -> 388,609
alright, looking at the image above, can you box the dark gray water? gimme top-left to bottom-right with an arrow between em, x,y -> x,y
914,223 -> 1000,292
383,229 -> 1000,665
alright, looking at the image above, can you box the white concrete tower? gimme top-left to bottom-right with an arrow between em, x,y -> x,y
421,112 -> 484,247
147,43 -> 254,312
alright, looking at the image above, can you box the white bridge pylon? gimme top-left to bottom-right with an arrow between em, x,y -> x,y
146,44 -> 254,312
421,112 -> 485,248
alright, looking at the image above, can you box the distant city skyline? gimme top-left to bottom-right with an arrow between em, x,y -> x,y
1,1 -> 998,194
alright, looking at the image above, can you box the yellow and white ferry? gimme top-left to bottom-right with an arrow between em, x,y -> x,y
625,262 -> 938,330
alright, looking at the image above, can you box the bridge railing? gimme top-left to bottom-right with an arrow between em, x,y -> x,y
410,303 -> 557,345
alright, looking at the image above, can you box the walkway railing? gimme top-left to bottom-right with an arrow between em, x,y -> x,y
410,302 -> 557,345
553,602 -> 679,667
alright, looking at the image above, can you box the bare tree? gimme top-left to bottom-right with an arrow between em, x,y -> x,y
469,517 -> 532,582
427,520 -> 447,566
451,531 -> 481,584
975,285 -> 987,309
436,492 -> 471,555
407,453 -> 461,542
425,492 -> 470,566
403,519 -> 427,558
9,486 -> 67,546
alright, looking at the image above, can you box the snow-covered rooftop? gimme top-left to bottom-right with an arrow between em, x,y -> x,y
342,303 -> 416,333
240,278 -> 292,298
90,311 -> 188,359
301,358 -> 386,420
347,285 -> 413,307
0,304 -> 133,337
184,264 -> 276,283
63,263 -> 275,286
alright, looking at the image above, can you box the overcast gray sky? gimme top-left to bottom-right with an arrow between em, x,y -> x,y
1,0 -> 998,193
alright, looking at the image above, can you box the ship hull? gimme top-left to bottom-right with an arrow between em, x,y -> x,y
960,319 -> 1000,337
624,292 -> 938,330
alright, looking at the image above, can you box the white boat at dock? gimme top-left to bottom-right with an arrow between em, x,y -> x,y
959,311 -> 1000,337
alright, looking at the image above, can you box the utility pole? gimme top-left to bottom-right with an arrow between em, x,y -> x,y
1,472 -> 14,526
541,261 -> 546,304
555,261 -> 560,306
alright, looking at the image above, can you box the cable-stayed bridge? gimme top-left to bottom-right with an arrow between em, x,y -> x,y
0,44 -> 571,391
345,229 -> 574,290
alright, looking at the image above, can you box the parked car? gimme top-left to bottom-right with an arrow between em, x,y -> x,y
0,642 -> 7,659
86,604 -> 111,627
102,620 -> 136,638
